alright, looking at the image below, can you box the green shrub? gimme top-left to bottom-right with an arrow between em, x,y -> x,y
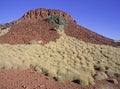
45,15 -> 68,25
45,15 -> 68,31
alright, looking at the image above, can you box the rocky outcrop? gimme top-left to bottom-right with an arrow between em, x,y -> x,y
13,8 -> 75,25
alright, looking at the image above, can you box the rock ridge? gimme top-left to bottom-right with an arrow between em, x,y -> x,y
13,8 -> 75,24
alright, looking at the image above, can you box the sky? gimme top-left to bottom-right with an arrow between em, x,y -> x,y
0,0 -> 120,40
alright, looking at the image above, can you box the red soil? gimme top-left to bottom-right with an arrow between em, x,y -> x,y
0,68 -> 119,89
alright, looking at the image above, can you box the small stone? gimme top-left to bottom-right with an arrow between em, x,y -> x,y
40,84 -> 45,88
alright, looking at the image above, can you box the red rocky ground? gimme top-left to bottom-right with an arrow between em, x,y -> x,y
0,8 -> 120,89
0,68 -> 119,89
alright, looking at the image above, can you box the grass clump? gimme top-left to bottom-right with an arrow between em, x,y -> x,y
0,32 -> 120,85
94,72 -> 108,80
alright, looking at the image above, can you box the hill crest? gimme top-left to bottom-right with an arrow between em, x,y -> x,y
13,8 -> 75,25
0,8 -> 120,47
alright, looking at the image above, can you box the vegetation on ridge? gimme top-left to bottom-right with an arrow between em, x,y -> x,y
45,15 -> 68,31
45,15 -> 68,25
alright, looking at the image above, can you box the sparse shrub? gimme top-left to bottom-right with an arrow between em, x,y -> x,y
0,23 -> 12,29
0,28 -> 10,36
94,72 -> 108,80
45,15 -> 68,31
45,15 -> 68,25
34,65 -> 42,72
29,40 -> 38,44
0,23 -> 12,37
54,25 -> 64,31
107,78 -> 118,84
4,23 -> 12,27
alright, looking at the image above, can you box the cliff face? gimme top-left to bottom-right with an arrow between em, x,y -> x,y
13,8 -> 75,24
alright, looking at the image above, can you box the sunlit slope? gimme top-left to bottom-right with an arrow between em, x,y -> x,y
0,31 -> 120,85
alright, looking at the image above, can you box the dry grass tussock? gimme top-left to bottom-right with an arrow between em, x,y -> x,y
0,27 -> 10,37
0,30 -> 120,85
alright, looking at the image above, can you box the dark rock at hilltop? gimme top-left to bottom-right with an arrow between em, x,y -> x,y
0,8 -> 120,47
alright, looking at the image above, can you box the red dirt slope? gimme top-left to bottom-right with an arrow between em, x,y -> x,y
0,21 -> 59,44
64,22 -> 120,47
0,68 -> 119,89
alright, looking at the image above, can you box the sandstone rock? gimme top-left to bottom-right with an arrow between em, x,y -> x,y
12,8 -> 75,25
